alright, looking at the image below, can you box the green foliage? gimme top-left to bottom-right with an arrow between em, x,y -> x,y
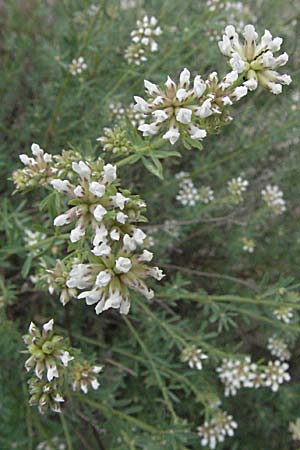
1,0 -> 300,449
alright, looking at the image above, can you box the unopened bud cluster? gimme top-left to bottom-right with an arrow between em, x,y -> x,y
23,319 -> 73,414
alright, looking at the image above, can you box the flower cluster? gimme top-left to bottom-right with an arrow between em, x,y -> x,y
217,356 -> 291,395
109,102 -> 146,128
69,361 -> 102,393
176,175 -> 200,207
67,249 -> 164,315
199,186 -> 214,204
15,146 -> 164,316
218,25 -> 292,94
23,320 -> 73,383
216,357 -> 259,396
261,184 -> 286,215
264,360 -> 291,392
197,411 -> 238,449
44,259 -> 78,306
241,237 -> 255,253
134,66 -> 251,145
181,345 -> 208,370
23,320 -> 73,413
51,159 -> 144,244
69,57 -> 87,76
125,16 -> 162,65
13,143 -> 55,190
267,336 -> 291,361
273,306 -> 293,323
227,176 -> 249,203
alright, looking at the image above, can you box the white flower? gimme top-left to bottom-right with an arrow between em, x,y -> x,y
96,271 -> 112,287
176,108 -> 192,124
70,224 -> 86,243
93,204 -> 108,222
103,164 -> 117,183
163,127 -> 180,145
51,179 -> 71,193
89,181 -> 105,197
111,192 -> 128,210
115,257 -> 132,273
116,212 -> 128,224
92,242 -> 111,257
54,213 -> 71,227
72,161 -> 91,179
139,250 -> 153,262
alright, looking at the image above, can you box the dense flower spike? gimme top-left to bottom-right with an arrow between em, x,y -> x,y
218,24 -> 292,94
70,361 -> 102,393
134,67 -> 250,145
197,411 -> 238,449
67,248 -> 164,315
135,69 -> 209,144
51,158 -> 146,243
23,320 -> 73,382
181,345 -> 208,370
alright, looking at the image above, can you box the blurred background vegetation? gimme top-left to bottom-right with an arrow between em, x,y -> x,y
1,0 -> 300,449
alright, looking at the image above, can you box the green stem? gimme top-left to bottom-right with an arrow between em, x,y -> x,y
123,315 -> 179,423
60,413 -> 74,450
